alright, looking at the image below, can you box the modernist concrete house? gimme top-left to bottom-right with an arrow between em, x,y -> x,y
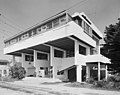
4,11 -> 110,82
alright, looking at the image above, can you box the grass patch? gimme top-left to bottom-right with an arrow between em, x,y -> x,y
65,82 -> 120,91
0,76 -> 18,82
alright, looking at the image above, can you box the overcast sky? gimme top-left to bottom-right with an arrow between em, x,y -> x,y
0,0 -> 120,60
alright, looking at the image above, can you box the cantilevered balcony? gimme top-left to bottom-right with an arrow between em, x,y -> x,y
4,11 -> 73,47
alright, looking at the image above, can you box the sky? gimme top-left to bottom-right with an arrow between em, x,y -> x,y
0,0 -> 120,60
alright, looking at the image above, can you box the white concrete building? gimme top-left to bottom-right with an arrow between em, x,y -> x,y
4,11 -> 110,82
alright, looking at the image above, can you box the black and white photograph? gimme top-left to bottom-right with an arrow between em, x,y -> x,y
0,0 -> 120,95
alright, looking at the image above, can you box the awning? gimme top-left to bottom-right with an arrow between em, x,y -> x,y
86,54 -> 110,64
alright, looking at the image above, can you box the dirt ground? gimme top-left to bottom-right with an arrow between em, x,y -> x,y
0,87 -> 32,95
0,77 -> 120,95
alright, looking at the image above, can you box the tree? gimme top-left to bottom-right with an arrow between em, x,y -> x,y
9,64 -> 26,79
101,18 -> 120,73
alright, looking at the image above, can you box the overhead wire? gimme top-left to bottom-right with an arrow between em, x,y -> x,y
65,0 -> 89,12
0,13 -> 23,31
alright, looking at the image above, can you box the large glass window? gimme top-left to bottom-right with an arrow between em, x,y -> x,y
54,49 -> 63,58
60,15 -> 66,25
53,18 -> 59,27
66,51 -> 74,57
37,52 -> 48,60
47,22 -> 52,29
79,45 -> 86,55
25,55 -> 34,62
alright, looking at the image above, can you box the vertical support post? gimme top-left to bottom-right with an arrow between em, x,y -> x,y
63,51 -> 66,58
12,55 -> 15,66
34,50 -> 38,77
105,64 -> 108,80
86,64 -> 90,80
50,46 -> 55,79
22,53 -> 27,76
77,65 -> 82,82
22,53 -> 25,67
75,40 -> 82,82
98,62 -> 100,81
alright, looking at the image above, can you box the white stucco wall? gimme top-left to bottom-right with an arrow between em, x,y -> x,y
52,57 -> 75,78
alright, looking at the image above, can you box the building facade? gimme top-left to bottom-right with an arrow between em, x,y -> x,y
4,11 -> 110,82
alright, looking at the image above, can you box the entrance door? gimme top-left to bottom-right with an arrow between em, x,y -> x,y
68,67 -> 76,82
82,66 -> 86,82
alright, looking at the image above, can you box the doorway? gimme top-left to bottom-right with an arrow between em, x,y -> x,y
68,67 -> 76,82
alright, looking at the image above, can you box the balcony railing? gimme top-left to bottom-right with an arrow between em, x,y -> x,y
4,12 -> 73,47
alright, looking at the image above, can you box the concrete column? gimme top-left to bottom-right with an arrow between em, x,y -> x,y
75,40 -> 82,82
21,53 -> 25,67
63,51 -> 66,58
86,64 -> 90,80
105,64 -> 108,80
12,55 -> 15,66
75,40 -> 79,65
50,46 -> 55,78
98,62 -> 100,81
77,65 -> 82,82
34,50 -> 38,77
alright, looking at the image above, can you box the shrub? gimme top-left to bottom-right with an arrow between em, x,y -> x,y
107,74 -> 120,82
9,64 -> 26,80
94,80 -> 106,88
86,77 -> 95,84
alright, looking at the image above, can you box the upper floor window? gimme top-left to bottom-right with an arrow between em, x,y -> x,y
37,52 -> 48,60
36,27 -> 41,34
47,22 -> 52,29
66,50 -> 74,57
60,15 -> 66,25
53,18 -> 59,27
74,16 -> 82,27
5,13 -> 69,47
79,45 -> 86,55
54,49 -> 63,58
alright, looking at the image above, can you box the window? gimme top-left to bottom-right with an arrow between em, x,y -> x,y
74,17 -> 82,26
53,18 -> 59,27
54,49 -> 63,58
32,29 -> 37,35
79,45 -> 86,55
47,22 -> 52,29
66,51 -> 74,57
60,15 -> 66,24
83,22 -> 89,34
25,55 -> 34,62
36,27 -> 41,34
29,31 -> 32,37
21,33 -> 29,40
41,25 -> 47,31
37,52 -> 48,60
